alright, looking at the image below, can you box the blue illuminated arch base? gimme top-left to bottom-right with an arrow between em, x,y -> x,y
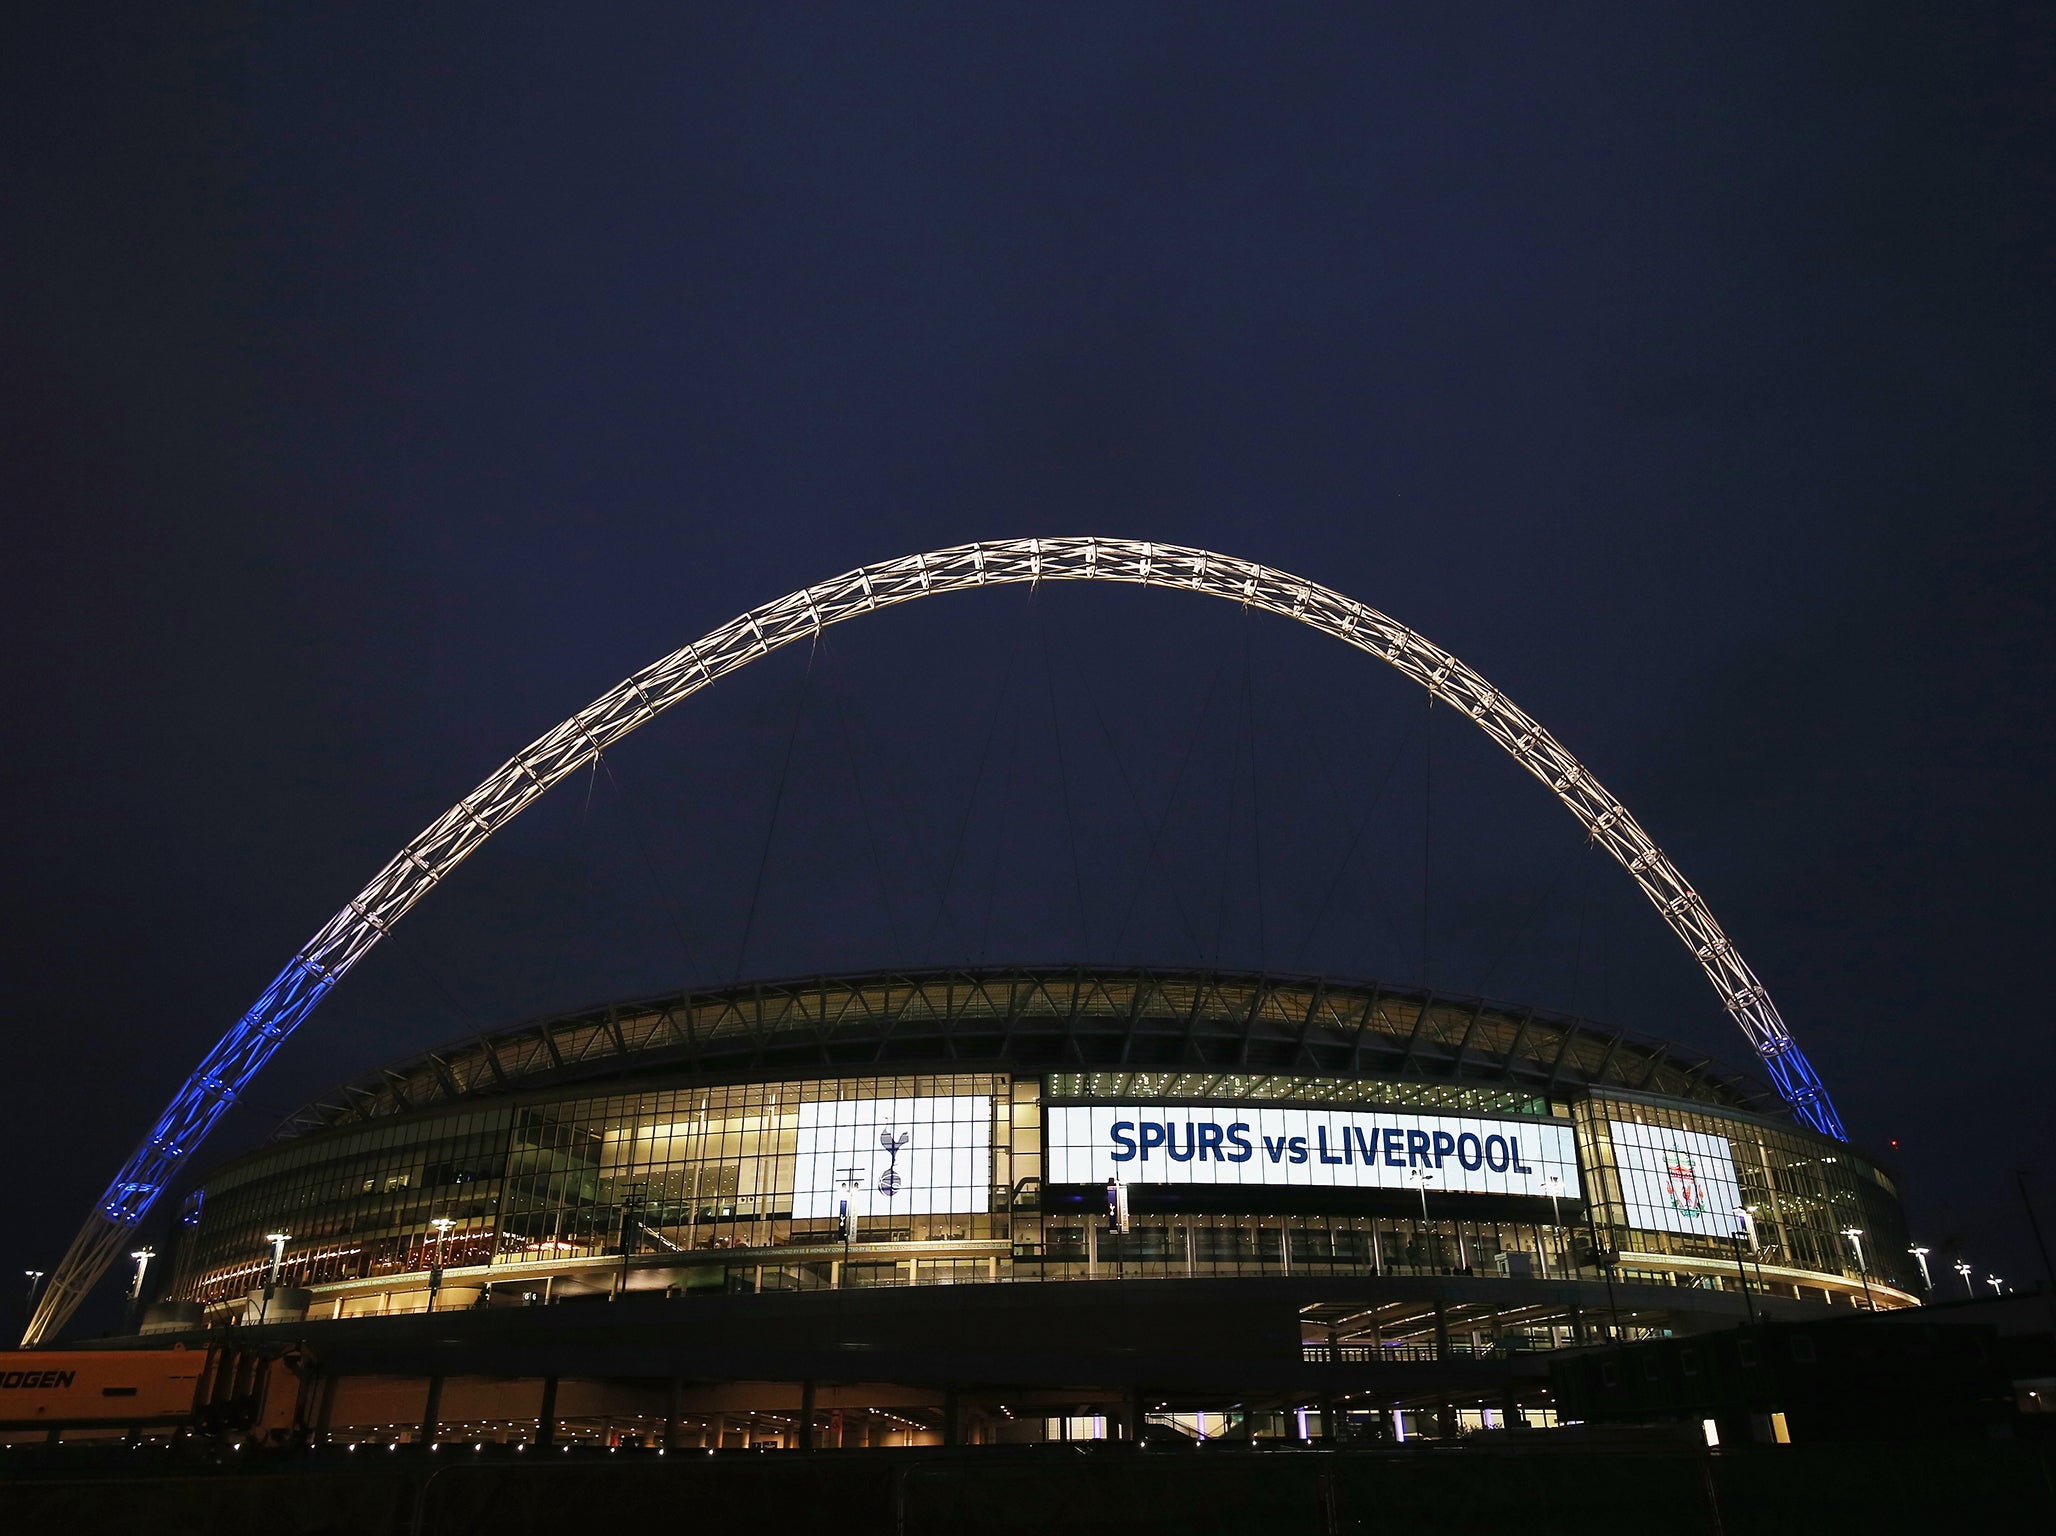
24,538 -> 1844,1344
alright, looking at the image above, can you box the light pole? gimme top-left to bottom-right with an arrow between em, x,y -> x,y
126,1247 -> 155,1332
1406,1167 -> 1455,1266
429,1218 -> 455,1312
24,1270 -> 45,1335
259,1232 -> 290,1324
836,1166 -> 862,1287
1542,1174 -> 1566,1279
1728,1208 -> 1757,1325
1907,1246 -> 1933,1294
1580,1203 -> 1624,1342
1840,1228 -> 1874,1310
1742,1206 -> 1767,1294
1986,1275 -> 2006,1296
1954,1260 -> 1974,1297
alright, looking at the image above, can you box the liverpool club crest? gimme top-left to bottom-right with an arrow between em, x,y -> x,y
1664,1148 -> 1707,1218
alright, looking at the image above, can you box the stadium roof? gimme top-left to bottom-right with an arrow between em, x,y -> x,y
275,967 -> 1776,1139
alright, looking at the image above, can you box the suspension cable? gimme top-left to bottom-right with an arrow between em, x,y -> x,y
974,651 -> 1032,963
1072,636 -> 1209,964
820,640 -> 907,968
1105,641 -> 1231,965
1473,833 -> 1585,998
1421,690 -> 1434,988
1242,607 -> 1268,970
1285,711 -> 1423,973
599,752 -> 702,984
920,610 -> 1023,957
734,638 -> 818,982
1211,637 -> 1249,967
1567,832 -> 1596,1016
1036,600 -> 1093,959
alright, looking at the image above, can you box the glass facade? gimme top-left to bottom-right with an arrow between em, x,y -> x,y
171,1066 -> 1915,1311
1578,1095 -> 1915,1294
177,1075 -> 1007,1305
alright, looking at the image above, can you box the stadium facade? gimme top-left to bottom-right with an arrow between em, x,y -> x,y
122,967 -> 1915,1450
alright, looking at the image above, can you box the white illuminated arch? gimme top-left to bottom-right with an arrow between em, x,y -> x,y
25,538 -> 1841,1344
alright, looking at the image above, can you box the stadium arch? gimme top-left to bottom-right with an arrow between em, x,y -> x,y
24,537 -> 1843,1345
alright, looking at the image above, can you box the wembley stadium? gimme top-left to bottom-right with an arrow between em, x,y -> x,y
7,542 -> 1923,1452
109,965 -> 1915,1449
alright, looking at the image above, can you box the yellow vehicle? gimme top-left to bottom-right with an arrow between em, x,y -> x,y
0,1345 -> 309,1442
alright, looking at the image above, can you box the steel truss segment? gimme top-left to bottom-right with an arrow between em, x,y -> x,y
23,536 -> 1845,1346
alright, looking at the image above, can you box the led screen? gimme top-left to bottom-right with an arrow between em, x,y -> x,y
1608,1119 -> 1745,1237
1046,1104 -> 1580,1199
792,1095 -> 992,1219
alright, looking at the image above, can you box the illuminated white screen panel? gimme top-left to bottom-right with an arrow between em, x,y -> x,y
792,1096 -> 992,1219
1608,1120 -> 1745,1237
1045,1104 -> 1579,1199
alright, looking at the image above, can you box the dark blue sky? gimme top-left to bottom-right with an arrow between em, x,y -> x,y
4,5 -> 2052,1324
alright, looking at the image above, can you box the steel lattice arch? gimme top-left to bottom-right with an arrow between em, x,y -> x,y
25,538 -> 1845,1345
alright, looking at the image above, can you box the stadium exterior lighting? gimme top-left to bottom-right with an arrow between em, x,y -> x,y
255,1232 -> 291,1325
1733,1207 -> 1759,1252
428,1217 -> 456,1312
1986,1276 -> 2005,1295
19,539 -> 1851,1345
124,1247 -> 154,1332
1907,1245 -> 1932,1292
1954,1260 -> 1974,1297
1543,1174 -> 1566,1277
1728,1209 -> 1758,1325
1841,1228 -> 1874,1310
1406,1166 -> 1436,1229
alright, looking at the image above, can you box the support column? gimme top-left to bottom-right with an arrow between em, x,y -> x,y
419,1375 -> 444,1448
315,1373 -> 337,1447
1433,1293 -> 1451,1361
799,1379 -> 817,1452
944,1383 -> 961,1447
664,1377 -> 681,1451
535,1376 -> 559,1448
1128,1388 -> 1147,1444
1323,1327 -> 1342,1440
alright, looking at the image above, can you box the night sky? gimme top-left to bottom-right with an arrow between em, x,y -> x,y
4,7 -> 2051,1330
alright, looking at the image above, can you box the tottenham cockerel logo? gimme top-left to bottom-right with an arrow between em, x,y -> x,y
876,1128 -> 911,1197
1664,1148 -> 1707,1218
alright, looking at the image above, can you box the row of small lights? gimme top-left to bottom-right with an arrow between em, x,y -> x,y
169,1225 -> 2007,1312
121,1135 -> 2016,1311
1060,1072 -> 1522,1111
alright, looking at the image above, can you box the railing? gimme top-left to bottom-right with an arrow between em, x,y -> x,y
1299,1339 -> 1556,1365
